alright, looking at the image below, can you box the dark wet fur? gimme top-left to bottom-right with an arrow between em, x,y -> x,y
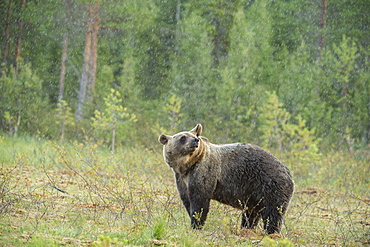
159,124 -> 294,234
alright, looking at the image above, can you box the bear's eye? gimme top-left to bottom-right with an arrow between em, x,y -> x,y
179,136 -> 186,143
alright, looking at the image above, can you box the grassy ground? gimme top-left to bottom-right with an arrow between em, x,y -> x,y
0,136 -> 369,246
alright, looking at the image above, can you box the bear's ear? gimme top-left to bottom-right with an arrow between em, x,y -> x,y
159,134 -> 171,145
190,123 -> 202,137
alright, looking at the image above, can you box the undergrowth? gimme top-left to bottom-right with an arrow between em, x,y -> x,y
0,135 -> 369,246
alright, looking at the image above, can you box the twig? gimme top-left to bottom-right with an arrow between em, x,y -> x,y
50,184 -> 68,194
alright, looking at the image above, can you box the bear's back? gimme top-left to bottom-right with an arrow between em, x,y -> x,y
209,143 -> 293,209
212,143 -> 291,179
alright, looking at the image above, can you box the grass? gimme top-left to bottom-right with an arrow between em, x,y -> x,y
0,135 -> 369,246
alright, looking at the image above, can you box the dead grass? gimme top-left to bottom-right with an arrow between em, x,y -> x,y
0,137 -> 369,246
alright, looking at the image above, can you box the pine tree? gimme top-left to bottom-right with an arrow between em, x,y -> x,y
168,10 -> 214,126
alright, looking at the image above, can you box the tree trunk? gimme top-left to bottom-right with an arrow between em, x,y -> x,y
176,0 -> 181,24
175,0 -> 181,46
111,125 -> 116,155
15,0 -> 27,71
58,33 -> 68,101
58,0 -> 71,101
2,0 -> 13,66
14,113 -> 21,136
317,0 -> 327,60
88,1 -> 99,99
76,5 -> 93,121
61,118 -> 65,141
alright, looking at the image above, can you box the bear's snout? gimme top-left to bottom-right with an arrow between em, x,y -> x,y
189,137 -> 199,148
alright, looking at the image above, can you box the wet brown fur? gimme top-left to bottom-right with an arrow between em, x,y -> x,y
159,124 -> 294,234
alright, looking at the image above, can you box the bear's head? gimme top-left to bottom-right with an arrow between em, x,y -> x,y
159,124 -> 206,173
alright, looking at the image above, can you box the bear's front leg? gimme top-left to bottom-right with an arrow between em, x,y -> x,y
190,196 -> 210,229
188,182 -> 212,229
175,172 -> 191,217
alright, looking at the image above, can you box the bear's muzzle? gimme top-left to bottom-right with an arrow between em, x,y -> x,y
191,137 -> 199,148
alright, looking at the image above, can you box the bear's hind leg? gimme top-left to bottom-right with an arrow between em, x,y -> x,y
261,207 -> 283,234
241,211 -> 261,229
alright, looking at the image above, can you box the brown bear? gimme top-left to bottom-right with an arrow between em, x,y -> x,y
158,124 -> 294,234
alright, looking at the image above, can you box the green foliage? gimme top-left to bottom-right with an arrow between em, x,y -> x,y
1,0 -> 369,240
313,35 -> 369,148
116,57 -> 143,113
221,1 -> 273,93
151,217 -> 167,240
263,237 -> 294,247
258,91 -> 321,180
93,235 -> 118,247
332,36 -> 359,87
269,0 -> 319,55
162,94 -> 184,132
0,63 -> 48,135
214,5 -> 268,142
91,88 -> 137,151
0,0 -> 369,155
259,91 -> 290,153
351,46 -> 370,143
326,1 -> 370,49
168,10 -> 215,125
0,136 -> 368,246
3,111 -> 20,136
55,100 -> 75,141
108,0 -> 163,99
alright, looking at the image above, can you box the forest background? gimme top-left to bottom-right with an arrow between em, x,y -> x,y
1,0 -> 370,151
0,0 -> 369,245
1,0 -> 370,185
